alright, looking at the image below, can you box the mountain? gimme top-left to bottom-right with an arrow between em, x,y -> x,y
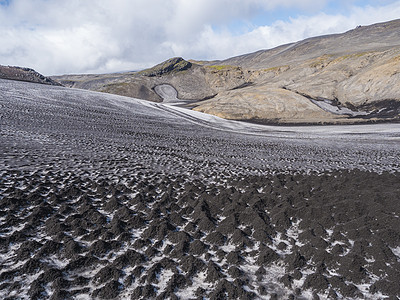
215,19 -> 400,69
0,65 -> 62,86
52,19 -> 400,124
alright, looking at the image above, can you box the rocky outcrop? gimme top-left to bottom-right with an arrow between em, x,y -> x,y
0,65 -> 62,86
138,57 -> 192,77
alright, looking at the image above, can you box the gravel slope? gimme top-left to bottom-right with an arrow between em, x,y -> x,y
1,79 -> 400,299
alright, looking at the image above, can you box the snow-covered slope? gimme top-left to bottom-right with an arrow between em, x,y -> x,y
1,79 -> 400,299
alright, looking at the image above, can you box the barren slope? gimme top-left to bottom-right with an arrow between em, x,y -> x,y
52,19 -> 400,124
194,47 -> 400,124
216,19 -> 400,69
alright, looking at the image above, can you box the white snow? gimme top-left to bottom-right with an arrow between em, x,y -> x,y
391,246 -> 400,261
176,270 -> 211,299
310,99 -> 369,116
285,219 -> 304,248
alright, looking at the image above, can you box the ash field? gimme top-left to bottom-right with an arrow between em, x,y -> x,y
1,78 -> 400,300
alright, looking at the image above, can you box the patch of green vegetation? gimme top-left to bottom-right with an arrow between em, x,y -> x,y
262,65 -> 289,72
262,66 -> 280,72
334,51 -> 375,63
309,55 -> 334,68
309,61 -> 322,68
392,54 -> 400,62
206,65 -> 236,71
188,59 -> 208,66
354,52 -> 370,57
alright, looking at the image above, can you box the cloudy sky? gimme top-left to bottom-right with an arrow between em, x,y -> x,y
1,0 -> 399,75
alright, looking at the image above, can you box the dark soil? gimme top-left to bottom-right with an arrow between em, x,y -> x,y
1,168 -> 399,299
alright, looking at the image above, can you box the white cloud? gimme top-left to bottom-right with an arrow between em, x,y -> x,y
0,0 -> 399,75
170,1 -> 400,61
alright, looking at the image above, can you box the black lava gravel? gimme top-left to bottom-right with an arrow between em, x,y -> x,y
1,79 -> 400,299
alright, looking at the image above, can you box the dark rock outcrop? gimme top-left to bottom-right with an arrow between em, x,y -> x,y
139,57 -> 192,77
0,65 -> 62,86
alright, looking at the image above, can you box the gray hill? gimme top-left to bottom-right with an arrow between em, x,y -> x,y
0,65 -> 62,86
216,19 -> 400,69
52,19 -> 400,124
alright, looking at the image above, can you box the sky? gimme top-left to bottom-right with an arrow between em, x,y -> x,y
0,0 -> 400,75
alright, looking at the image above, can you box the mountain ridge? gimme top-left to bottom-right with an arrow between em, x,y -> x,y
10,19 -> 400,125
212,19 -> 400,69
0,65 -> 62,86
